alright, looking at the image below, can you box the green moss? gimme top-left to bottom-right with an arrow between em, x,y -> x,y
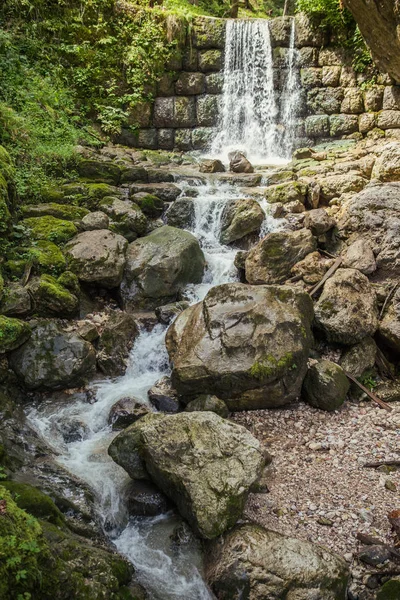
3,259 -> 27,280
30,274 -> 79,317
2,482 -> 65,528
0,316 -> 31,353
57,271 -> 80,296
376,579 -> 400,599
0,272 -> 4,302
27,240 -> 67,276
250,352 -> 294,380
21,203 -> 89,221
23,216 -> 78,244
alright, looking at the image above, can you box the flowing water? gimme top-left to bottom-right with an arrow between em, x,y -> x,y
25,16 -> 296,600
210,17 -> 300,163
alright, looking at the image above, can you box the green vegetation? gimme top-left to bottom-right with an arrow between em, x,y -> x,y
296,0 -> 373,72
0,316 -> 31,353
250,352 -> 295,380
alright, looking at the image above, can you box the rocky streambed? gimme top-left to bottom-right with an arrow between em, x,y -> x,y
2,137 -> 400,599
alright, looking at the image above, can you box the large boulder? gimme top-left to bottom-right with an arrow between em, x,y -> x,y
220,199 -> 265,245
9,320 -> 96,390
337,183 -> 400,279
302,359 -> 350,411
372,143 -> 400,182
120,225 -> 205,309
65,230 -> 128,288
314,268 -> 378,344
245,229 -> 316,284
205,524 -> 349,600
229,151 -> 254,174
165,283 -> 314,410
108,412 -> 265,539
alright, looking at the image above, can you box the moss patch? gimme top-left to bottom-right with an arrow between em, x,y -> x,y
23,216 -> 78,244
2,481 -> 65,527
29,274 -> 79,317
21,203 -> 89,221
250,353 -> 295,380
0,316 -> 31,353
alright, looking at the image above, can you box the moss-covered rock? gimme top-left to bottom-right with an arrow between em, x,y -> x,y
376,579 -> 400,600
21,203 -> 89,221
185,394 -> 229,418
264,181 -> 307,205
0,282 -> 32,317
28,275 -> 79,318
220,198 -> 265,245
133,193 -> 164,218
77,159 -> 122,185
302,360 -> 350,411
23,216 -> 78,244
57,271 -> 81,296
97,312 -> 139,377
99,197 -> 148,242
2,481 -> 65,527
0,316 -> 31,353
28,240 -> 67,275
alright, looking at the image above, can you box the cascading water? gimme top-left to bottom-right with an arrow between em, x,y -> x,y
211,17 -> 301,163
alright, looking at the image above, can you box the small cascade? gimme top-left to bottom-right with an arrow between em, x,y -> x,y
210,17 -> 301,163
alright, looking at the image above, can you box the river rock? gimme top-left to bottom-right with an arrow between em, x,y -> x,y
65,229 -> 128,288
343,238 -> 376,275
148,376 -> 180,413
99,198 -> 147,242
199,159 -> 225,173
304,207 -> 335,236
302,360 -> 350,411
120,225 -> 205,309
97,311 -> 139,376
27,275 -> 79,318
220,198 -> 265,245
0,316 -> 31,353
108,411 -> 265,538
9,320 -> 96,390
0,283 -> 32,317
108,397 -> 150,430
205,524 -> 349,599
125,480 -> 169,516
155,301 -> 190,325
166,283 -> 313,410
165,198 -> 195,229
185,394 -> 229,418
245,228 -> 317,284
228,151 -> 254,174
314,268 -> 379,344
81,211 -> 110,231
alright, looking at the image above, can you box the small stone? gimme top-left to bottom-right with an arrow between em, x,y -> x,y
385,479 -> 397,492
358,544 -> 391,566
318,517 -> 333,526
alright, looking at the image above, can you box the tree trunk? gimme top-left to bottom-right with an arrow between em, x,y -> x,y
230,0 -> 239,18
344,0 -> 400,82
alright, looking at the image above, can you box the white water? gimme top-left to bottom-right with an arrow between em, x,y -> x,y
210,17 -> 301,164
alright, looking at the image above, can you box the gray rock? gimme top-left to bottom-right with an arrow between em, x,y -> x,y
228,151 -> 254,174
9,320 -> 96,390
314,268 -> 379,344
358,545 -> 392,566
155,301 -> 190,325
205,524 -> 349,600
65,229 -> 128,288
305,115 -> 330,137
0,283 -> 32,317
166,283 -> 313,410
129,183 -> 181,202
166,198 -> 195,229
372,143 -> 400,181
99,198 -> 147,242
148,376 -> 180,413
199,159 -> 225,174
97,312 -> 139,377
340,337 -> 377,378
302,360 -> 350,411
307,88 -> 344,114
341,87 -> 364,113
220,198 -> 265,245
108,412 -> 265,539
109,397 -> 150,430
245,228 -> 316,285
343,239 -> 376,275
196,95 -> 220,126
329,114 -> 359,136
81,211 -> 110,231
185,394 -> 229,418
120,225 -> 205,308
125,479 -> 169,516
304,208 -> 335,236
175,72 -> 205,96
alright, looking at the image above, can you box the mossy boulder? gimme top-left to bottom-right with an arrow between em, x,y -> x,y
0,316 -> 31,353
21,203 -> 89,221
133,193 -> 164,218
377,579 -> 400,599
220,198 -> 265,245
185,394 -> 229,418
65,229 -> 128,288
2,481 -> 65,527
245,228 -> 317,285
120,225 -> 205,309
28,240 -> 67,275
9,320 -> 96,390
166,197 -> 195,229
77,159 -> 122,185
166,283 -> 314,410
57,271 -> 81,296
264,181 -> 307,205
23,216 -> 78,244
27,275 -> 79,318
99,197 -> 148,242
205,524 -> 349,599
0,283 -> 32,317
302,360 -> 350,411
108,412 -> 264,539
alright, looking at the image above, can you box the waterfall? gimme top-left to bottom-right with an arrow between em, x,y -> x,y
210,17 -> 300,163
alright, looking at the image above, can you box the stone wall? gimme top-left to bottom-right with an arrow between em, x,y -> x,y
117,14 -> 400,153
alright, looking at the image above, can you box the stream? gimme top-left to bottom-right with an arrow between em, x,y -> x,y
25,16 -> 301,600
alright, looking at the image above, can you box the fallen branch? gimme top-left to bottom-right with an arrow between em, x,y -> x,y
363,460 -> 400,468
308,256 -> 342,297
379,282 -> 400,320
344,371 -> 392,411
